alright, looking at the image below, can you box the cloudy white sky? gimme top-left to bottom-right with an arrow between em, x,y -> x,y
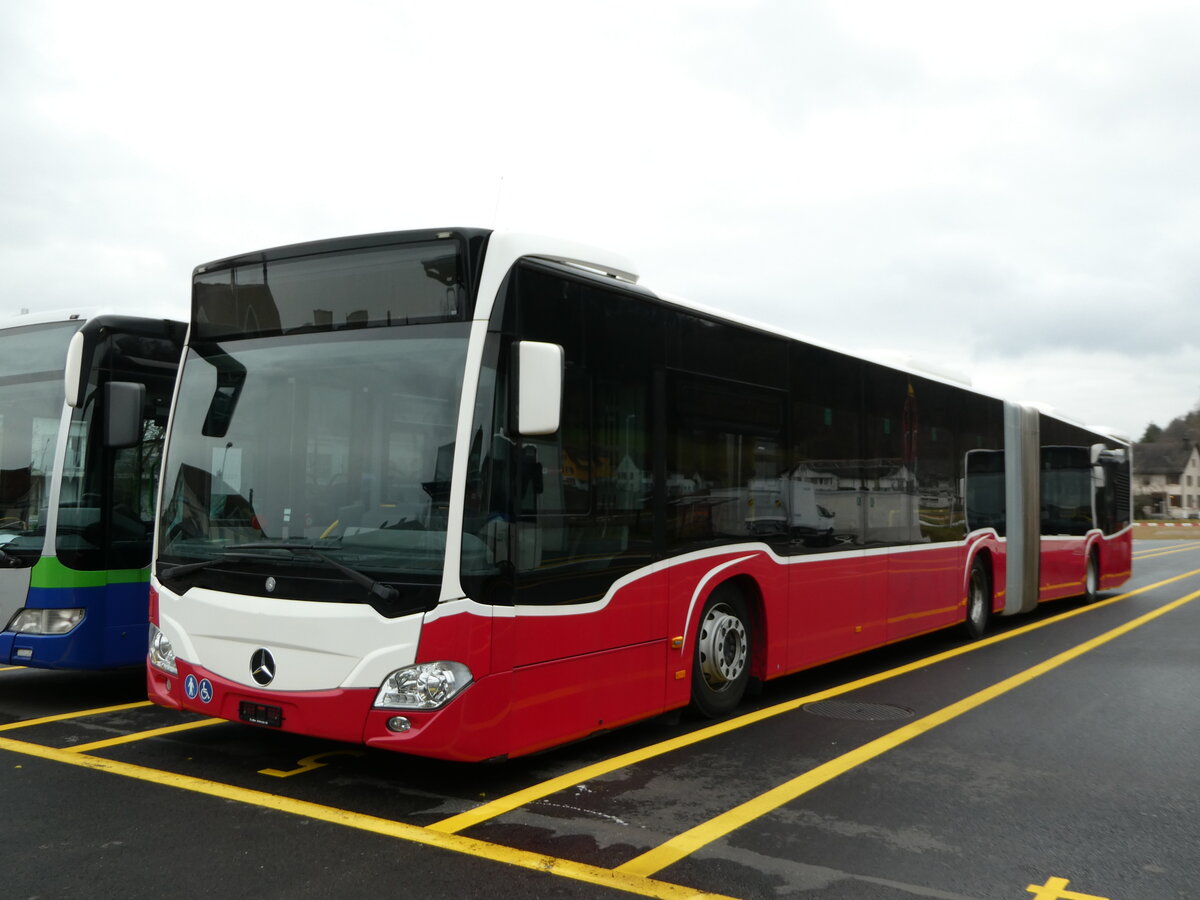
3,0 -> 1198,440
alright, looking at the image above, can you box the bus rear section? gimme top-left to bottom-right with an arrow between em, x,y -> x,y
148,228 -> 1132,761
1035,415 -> 1133,605
0,314 -> 183,669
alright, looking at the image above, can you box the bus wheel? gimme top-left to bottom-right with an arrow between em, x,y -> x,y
1083,551 -> 1100,604
691,585 -> 752,718
964,559 -> 991,640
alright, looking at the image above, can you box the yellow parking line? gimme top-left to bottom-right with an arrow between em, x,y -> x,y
616,586 -> 1200,877
0,665 -> 25,671
1133,543 -> 1200,560
1133,543 -> 1199,555
66,718 -> 224,753
430,567 -> 1200,835
0,701 -> 152,733
2,570 -> 1194,894
0,734 -> 732,900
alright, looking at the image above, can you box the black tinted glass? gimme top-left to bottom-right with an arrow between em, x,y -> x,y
194,241 -> 467,340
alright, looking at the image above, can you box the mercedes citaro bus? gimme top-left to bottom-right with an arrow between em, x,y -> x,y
147,229 -> 1131,760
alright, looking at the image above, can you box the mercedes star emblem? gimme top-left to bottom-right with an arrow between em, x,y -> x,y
250,648 -> 276,686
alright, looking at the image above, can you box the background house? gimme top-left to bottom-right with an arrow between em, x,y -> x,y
1133,441 -> 1200,519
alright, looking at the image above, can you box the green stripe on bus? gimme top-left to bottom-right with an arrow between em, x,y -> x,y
29,557 -> 150,589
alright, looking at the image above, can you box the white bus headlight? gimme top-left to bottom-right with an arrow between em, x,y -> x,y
148,624 -> 177,675
374,661 -> 472,710
7,608 -> 85,635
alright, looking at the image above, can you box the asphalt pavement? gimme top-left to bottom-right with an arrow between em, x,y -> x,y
2,540 -> 1197,899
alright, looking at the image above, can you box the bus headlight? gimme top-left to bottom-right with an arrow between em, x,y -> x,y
7,608 -> 85,635
374,661 -> 472,710
148,624 -> 177,675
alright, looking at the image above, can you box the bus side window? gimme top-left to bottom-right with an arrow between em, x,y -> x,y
506,264 -> 663,602
666,373 -> 786,550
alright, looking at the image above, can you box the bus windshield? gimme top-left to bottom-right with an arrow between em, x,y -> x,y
55,325 -> 185,571
0,320 -> 81,560
156,325 -> 470,596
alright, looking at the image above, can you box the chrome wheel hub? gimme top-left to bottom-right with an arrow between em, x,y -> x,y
698,603 -> 748,689
969,573 -> 987,626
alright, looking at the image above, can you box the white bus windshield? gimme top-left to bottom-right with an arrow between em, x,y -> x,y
0,320 -> 81,558
156,325 -> 470,610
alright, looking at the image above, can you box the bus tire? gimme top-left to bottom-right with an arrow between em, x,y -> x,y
690,584 -> 752,718
1083,550 -> 1100,604
963,558 -> 991,641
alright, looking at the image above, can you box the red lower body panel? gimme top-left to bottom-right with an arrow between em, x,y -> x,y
147,530 -> 1130,761
147,659 -> 513,761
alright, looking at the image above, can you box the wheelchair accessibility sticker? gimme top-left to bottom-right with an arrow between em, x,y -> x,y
184,674 -> 214,703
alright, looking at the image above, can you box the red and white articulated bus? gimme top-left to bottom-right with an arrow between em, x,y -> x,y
147,228 -> 1132,761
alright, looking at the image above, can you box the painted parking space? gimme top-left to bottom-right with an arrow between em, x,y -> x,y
2,541 -> 1198,898
618,582 -> 1200,888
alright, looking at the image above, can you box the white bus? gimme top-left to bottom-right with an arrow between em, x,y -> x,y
148,229 -> 1131,760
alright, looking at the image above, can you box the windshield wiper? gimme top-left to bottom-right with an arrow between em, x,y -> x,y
196,540 -> 401,603
159,556 -> 226,578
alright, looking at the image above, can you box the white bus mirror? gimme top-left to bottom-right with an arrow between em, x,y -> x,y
1090,442 -> 1107,464
517,341 -> 563,436
64,330 -> 87,408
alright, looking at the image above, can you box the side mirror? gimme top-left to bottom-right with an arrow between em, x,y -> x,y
516,341 -> 563,436
64,330 -> 87,408
201,352 -> 247,438
105,382 -> 146,449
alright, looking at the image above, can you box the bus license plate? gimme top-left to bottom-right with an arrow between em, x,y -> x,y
239,701 -> 283,728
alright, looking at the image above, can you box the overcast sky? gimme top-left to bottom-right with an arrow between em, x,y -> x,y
3,0 -> 1198,440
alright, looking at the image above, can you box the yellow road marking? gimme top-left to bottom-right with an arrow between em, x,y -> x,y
0,734 -> 732,900
3,569 -> 1194,891
260,750 -> 365,778
0,701 -> 152,733
0,666 -> 25,671
616,587 -> 1200,877
1026,875 -> 1110,899
431,567 -> 1200,834
1133,543 -> 1200,560
66,718 -> 224,753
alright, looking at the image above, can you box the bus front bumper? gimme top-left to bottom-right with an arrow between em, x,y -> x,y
147,659 -> 512,762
